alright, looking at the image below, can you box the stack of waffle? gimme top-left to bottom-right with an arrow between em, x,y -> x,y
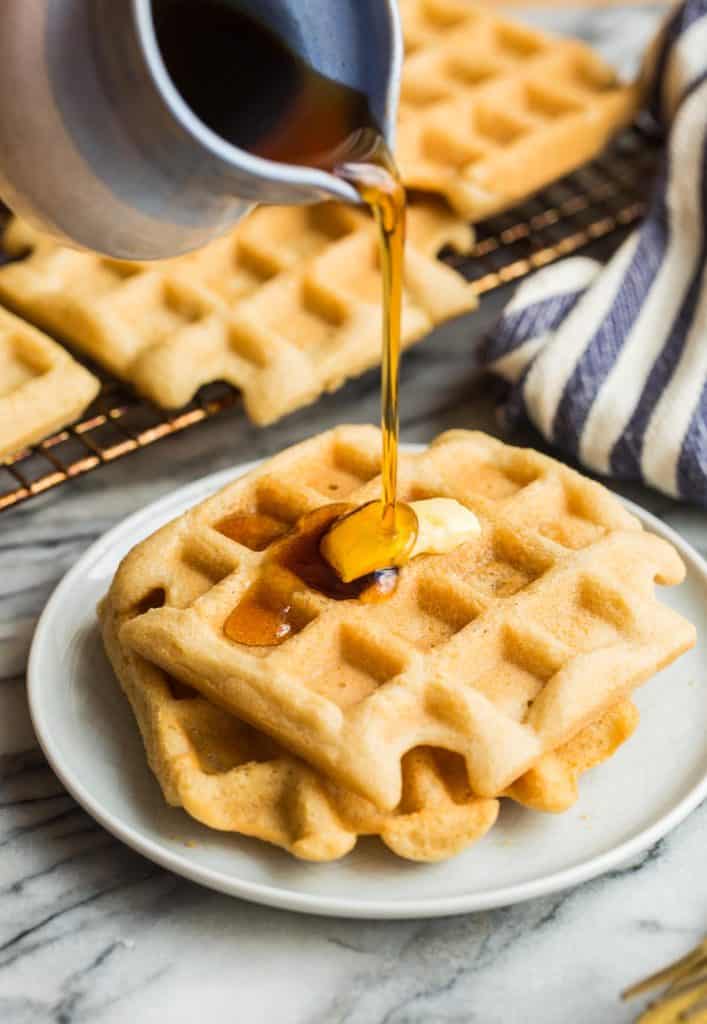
100,427 -> 695,861
0,1 -> 638,458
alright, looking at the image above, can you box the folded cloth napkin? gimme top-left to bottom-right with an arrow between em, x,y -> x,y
480,0 -> 707,507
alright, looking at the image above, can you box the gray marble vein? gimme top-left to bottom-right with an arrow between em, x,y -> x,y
2,6 -> 706,1023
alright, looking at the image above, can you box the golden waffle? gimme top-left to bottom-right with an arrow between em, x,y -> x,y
119,427 -> 695,811
101,545 -> 638,862
0,203 -> 475,424
101,595 -> 497,861
507,698 -> 639,813
0,305 -> 99,460
397,0 -> 639,218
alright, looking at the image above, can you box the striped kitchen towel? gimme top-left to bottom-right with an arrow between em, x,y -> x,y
481,0 -> 707,507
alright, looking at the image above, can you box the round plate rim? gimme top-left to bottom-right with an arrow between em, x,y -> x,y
27,447 -> 707,919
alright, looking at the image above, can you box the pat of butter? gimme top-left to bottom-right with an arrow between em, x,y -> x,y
409,498 -> 481,559
320,497 -> 481,582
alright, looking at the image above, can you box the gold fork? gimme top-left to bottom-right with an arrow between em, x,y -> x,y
623,939 -> 707,1022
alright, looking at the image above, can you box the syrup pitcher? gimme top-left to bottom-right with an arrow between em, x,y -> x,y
0,0 -> 402,259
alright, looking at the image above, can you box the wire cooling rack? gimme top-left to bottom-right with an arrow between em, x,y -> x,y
0,125 -> 660,512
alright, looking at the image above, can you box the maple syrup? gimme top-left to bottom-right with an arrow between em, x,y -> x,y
320,500 -> 418,584
223,506 -> 399,647
217,512 -> 289,552
154,1 -> 417,581
153,0 -> 377,173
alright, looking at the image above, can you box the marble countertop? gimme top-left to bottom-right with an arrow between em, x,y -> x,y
2,7 -> 705,1023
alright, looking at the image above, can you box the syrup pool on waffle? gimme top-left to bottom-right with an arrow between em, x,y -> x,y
218,499 -> 481,647
218,505 -> 400,647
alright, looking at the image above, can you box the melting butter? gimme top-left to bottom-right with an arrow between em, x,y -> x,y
408,498 -> 481,559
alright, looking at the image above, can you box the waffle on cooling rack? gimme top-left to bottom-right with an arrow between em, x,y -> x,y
0,204 -> 475,424
0,2 -> 639,435
101,486 -> 639,862
115,427 -> 693,820
397,0 -> 639,218
0,305 -> 98,460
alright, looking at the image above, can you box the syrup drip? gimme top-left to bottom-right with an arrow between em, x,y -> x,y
335,141 -> 407,535
153,2 -> 417,582
320,499 -> 418,584
223,506 -> 399,647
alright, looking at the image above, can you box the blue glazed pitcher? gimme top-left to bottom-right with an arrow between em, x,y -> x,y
0,0 -> 402,259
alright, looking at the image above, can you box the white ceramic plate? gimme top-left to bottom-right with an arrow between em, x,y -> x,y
28,451 -> 707,919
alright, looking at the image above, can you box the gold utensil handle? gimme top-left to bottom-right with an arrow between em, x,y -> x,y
623,939 -> 707,1023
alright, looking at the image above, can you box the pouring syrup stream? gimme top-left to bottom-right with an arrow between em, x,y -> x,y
154,1 -> 416,636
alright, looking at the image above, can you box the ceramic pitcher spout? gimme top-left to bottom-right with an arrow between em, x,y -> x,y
0,0 -> 402,259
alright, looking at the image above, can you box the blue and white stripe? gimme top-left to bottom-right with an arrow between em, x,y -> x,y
482,0 -> 707,507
